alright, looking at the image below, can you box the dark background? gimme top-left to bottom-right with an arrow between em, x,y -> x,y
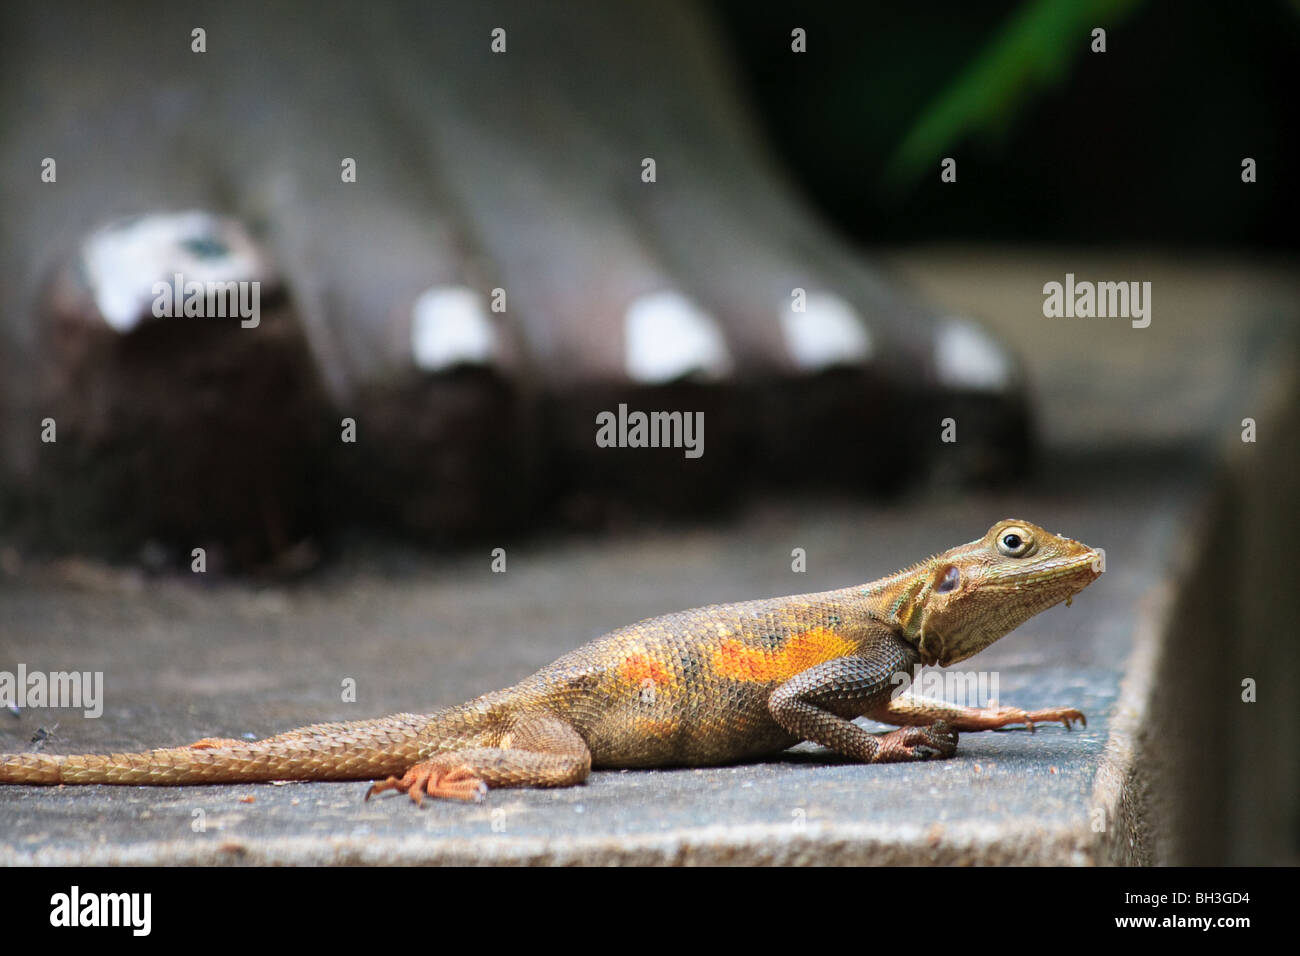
715,0 -> 1298,250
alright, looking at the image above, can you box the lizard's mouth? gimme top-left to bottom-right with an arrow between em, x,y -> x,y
995,549 -> 1104,590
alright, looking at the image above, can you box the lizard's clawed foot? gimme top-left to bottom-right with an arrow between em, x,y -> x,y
876,721 -> 959,761
365,760 -> 488,805
1023,707 -> 1086,731
973,704 -> 1087,732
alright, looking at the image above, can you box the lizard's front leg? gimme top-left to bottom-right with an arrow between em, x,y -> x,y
767,644 -> 957,763
868,694 -> 1085,733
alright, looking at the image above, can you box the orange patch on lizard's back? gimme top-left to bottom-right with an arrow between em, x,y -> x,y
619,654 -> 672,687
712,626 -> 856,683
634,716 -> 680,739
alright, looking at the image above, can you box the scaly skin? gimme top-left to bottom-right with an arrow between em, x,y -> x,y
0,519 -> 1102,803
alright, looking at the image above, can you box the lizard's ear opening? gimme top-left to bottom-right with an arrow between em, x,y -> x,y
934,564 -> 961,594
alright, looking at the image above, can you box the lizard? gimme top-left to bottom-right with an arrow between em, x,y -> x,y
0,519 -> 1102,804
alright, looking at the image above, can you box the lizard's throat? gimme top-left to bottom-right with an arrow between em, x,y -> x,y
918,629 -> 947,667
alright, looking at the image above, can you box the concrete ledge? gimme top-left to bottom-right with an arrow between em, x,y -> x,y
2,248 -> 1296,865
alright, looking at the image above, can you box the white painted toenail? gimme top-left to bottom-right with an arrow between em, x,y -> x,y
80,211 -> 277,332
781,292 -> 873,371
934,317 -> 1014,391
624,291 -> 732,384
410,286 -> 497,371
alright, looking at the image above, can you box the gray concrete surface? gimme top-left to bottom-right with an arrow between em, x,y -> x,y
1,248 -> 1296,864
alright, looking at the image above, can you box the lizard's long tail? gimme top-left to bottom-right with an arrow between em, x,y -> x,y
0,713 -> 434,785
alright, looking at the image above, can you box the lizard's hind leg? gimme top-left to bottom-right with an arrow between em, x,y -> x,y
365,713 -> 592,805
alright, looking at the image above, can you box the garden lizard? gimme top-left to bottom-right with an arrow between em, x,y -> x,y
0,519 -> 1102,803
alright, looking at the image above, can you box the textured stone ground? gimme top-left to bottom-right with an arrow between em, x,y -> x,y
2,248 -> 1296,864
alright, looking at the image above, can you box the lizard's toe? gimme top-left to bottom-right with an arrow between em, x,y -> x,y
876,721 -> 958,761
364,763 -> 432,804
920,720 -> 959,757
364,776 -> 400,801
366,761 -> 488,804
1024,707 -> 1087,730
425,764 -> 489,802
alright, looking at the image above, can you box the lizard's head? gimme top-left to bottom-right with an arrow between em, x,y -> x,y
908,519 -> 1103,666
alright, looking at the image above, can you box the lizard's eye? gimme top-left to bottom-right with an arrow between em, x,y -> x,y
997,527 -> 1033,557
935,564 -> 960,593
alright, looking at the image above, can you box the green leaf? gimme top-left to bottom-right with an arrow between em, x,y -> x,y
883,0 -> 1141,189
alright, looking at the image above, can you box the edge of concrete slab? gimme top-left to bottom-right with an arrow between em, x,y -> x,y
1094,356 -> 1300,865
